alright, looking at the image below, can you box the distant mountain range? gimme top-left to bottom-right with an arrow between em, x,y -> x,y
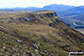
1,4 -> 84,17
0,4 -> 84,16
0,4 -> 84,29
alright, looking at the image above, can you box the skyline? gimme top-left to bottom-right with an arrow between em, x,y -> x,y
0,0 -> 84,8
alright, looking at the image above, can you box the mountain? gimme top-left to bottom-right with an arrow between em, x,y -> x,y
63,6 -> 84,21
0,7 -> 40,11
67,14 -> 84,21
59,6 -> 84,16
43,5 -> 84,29
0,4 -> 74,12
43,4 -> 73,11
68,6 -> 84,13
0,10 -> 84,56
0,4 -> 84,29
59,6 -> 84,29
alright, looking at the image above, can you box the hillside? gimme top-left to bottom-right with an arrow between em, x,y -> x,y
1,4 -> 84,29
0,11 -> 84,56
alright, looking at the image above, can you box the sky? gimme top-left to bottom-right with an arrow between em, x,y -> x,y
0,0 -> 84,8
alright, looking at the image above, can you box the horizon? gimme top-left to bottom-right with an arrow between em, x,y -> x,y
0,0 -> 84,8
0,4 -> 84,9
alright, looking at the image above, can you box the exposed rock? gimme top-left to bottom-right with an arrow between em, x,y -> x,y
16,40 -> 22,43
32,44 -> 39,49
11,17 -> 34,22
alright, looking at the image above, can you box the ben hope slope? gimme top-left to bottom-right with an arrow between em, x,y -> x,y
0,10 -> 84,56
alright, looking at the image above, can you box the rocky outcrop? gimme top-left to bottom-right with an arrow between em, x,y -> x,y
7,11 -> 57,23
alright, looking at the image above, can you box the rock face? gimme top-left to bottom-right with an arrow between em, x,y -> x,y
9,11 -> 56,23
0,10 -> 84,56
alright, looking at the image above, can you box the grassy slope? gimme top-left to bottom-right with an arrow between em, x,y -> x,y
0,11 -> 84,56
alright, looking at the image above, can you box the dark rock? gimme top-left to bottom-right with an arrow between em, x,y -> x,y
11,17 -> 34,22
20,17 -> 33,22
55,19 -> 60,23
